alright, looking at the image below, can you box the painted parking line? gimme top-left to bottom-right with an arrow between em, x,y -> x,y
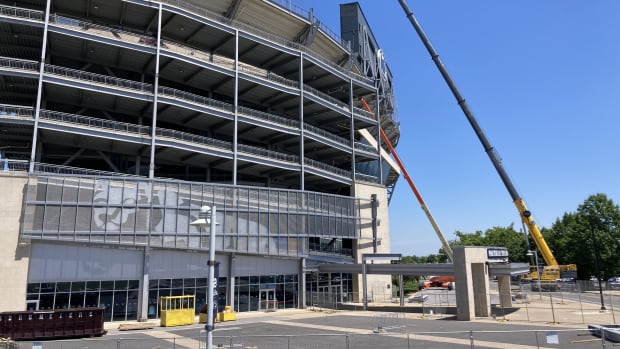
264,319 -> 557,349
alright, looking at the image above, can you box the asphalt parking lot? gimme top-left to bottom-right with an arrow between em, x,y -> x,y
13,307 -> 616,349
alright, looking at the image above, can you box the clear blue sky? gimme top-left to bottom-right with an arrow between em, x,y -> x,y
295,1 -> 620,256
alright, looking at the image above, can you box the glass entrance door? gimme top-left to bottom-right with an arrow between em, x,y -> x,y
259,289 -> 276,311
317,285 -> 342,305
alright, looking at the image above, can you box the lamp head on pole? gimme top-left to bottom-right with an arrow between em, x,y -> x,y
191,205 -> 212,227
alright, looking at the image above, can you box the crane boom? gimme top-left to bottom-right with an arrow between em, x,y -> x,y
397,0 -> 559,266
361,99 -> 453,262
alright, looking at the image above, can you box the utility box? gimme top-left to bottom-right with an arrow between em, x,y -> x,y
160,295 -> 195,327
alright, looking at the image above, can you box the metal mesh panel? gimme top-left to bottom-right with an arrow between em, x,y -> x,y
59,206 -> 76,232
22,175 -> 367,256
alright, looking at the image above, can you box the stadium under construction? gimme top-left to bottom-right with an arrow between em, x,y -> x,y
0,0 -> 402,321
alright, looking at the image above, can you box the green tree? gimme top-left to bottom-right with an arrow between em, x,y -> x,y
450,226 -> 529,263
452,230 -> 486,246
548,194 -> 620,279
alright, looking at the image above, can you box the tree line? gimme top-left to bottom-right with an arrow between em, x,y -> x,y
402,193 -> 620,280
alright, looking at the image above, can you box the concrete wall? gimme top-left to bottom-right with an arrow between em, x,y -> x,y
352,182 -> 392,302
0,174 -> 30,311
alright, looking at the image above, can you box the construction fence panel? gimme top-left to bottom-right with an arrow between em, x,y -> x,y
7,327 -> 620,349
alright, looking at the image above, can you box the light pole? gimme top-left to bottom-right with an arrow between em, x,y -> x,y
526,250 -> 542,301
191,205 -> 217,349
588,217 -> 606,312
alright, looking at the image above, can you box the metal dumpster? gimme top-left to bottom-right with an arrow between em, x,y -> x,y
0,307 -> 106,340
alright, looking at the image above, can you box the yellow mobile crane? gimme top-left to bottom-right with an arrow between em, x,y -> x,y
397,0 -> 577,287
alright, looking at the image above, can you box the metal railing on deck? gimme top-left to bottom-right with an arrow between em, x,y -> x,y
44,64 -> 152,93
40,109 -> 151,135
304,158 -> 350,178
0,104 -> 35,117
158,86 -> 232,113
304,123 -> 350,147
238,106 -> 299,130
158,0 -> 372,85
0,4 -> 44,21
0,56 -> 38,72
354,141 -> 377,154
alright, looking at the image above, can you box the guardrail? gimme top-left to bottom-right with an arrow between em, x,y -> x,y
304,123 -> 351,147
0,56 -> 38,72
40,109 -> 151,135
2,3 -> 375,124
0,4 -> 44,21
304,158 -> 350,178
158,0 -> 372,85
354,141 -> 377,154
0,104 -> 35,117
32,162 -> 141,177
238,106 -> 299,129
0,104 -> 357,181
267,0 -> 350,50
158,86 -> 232,113
355,173 -> 379,184
44,64 -> 152,93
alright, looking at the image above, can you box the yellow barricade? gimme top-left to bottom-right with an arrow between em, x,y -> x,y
218,306 -> 237,322
160,295 -> 195,327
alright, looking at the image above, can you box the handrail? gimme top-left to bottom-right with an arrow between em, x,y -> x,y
41,62 -> 360,143
353,105 -> 375,120
44,64 -> 153,93
0,159 -> 29,172
2,6 -> 371,121
50,14 -> 155,50
304,158 -> 350,178
157,86 -> 232,113
32,162 -> 142,177
0,4 -> 44,21
36,108 -> 306,169
354,141 -> 377,154
237,144 -> 299,164
266,0 -> 349,50
50,11 -> 299,88
303,84 -> 349,112
0,104 -> 35,117
304,123 -> 351,147
0,58 -> 357,155
355,172 -> 379,183
39,109 -> 151,135
158,0 -> 372,85
237,106 -> 299,129
0,56 -> 39,72
156,127 -> 231,151
50,12 -> 300,91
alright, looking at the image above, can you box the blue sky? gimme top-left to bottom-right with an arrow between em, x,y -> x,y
294,1 -> 620,256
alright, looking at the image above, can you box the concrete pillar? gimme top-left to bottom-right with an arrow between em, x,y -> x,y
471,263 -> 490,317
299,258 -> 306,308
138,247 -> 150,321
227,254 -> 236,310
453,246 -> 492,321
497,275 -> 513,307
